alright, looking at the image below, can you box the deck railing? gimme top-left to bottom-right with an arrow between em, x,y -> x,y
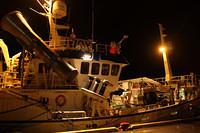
0,71 -> 79,89
0,72 -> 21,88
154,73 -> 200,87
46,38 -> 120,55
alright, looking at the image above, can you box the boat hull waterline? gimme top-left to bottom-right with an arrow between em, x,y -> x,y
1,96 -> 200,132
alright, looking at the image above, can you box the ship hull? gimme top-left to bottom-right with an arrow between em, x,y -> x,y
1,96 -> 200,132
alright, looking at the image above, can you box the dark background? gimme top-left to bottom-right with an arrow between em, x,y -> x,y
0,0 -> 200,80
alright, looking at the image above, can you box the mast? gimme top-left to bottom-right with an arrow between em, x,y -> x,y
35,0 -> 69,47
91,0 -> 94,42
159,24 -> 172,82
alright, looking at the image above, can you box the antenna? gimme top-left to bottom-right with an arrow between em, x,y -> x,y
91,0 -> 94,42
158,24 -> 172,83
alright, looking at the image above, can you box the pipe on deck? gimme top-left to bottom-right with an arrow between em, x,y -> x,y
0,11 -> 78,82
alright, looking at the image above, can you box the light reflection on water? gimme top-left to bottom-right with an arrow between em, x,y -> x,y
116,120 -> 200,133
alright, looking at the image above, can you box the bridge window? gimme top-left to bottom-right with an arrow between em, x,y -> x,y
111,64 -> 120,76
92,63 -> 100,75
81,62 -> 89,74
102,64 -> 110,76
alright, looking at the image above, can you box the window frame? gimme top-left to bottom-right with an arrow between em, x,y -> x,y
111,64 -> 120,76
91,63 -> 100,75
101,64 -> 110,76
80,62 -> 90,74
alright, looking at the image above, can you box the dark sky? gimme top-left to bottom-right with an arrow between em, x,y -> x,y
0,0 -> 200,80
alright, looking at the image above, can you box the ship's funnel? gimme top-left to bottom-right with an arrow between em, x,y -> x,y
1,11 -> 78,82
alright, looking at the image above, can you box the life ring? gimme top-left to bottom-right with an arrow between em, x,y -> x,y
55,95 -> 66,106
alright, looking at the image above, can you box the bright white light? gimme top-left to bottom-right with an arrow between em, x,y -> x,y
160,47 -> 165,52
82,53 -> 93,61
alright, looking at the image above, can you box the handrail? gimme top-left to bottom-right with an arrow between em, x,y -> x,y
154,73 -> 199,85
47,38 -> 121,55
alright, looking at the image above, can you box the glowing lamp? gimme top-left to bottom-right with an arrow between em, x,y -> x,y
160,47 -> 165,52
82,53 -> 93,61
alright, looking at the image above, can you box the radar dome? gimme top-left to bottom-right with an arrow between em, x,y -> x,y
52,0 -> 67,19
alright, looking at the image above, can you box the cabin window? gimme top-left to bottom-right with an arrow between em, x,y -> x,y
91,63 -> 100,75
101,64 -> 110,76
38,63 -> 50,73
81,62 -> 89,74
111,64 -> 120,76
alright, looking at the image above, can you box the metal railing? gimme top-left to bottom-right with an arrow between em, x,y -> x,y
0,71 -> 21,88
46,38 -> 120,55
154,73 -> 200,87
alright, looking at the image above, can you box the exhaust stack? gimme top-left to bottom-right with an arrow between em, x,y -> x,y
1,11 -> 78,82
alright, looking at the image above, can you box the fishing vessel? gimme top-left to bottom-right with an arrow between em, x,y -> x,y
0,0 -> 200,132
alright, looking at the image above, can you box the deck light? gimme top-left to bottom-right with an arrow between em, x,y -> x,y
82,53 -> 93,61
160,47 -> 165,52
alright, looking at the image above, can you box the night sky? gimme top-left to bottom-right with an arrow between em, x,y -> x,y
0,0 -> 200,80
